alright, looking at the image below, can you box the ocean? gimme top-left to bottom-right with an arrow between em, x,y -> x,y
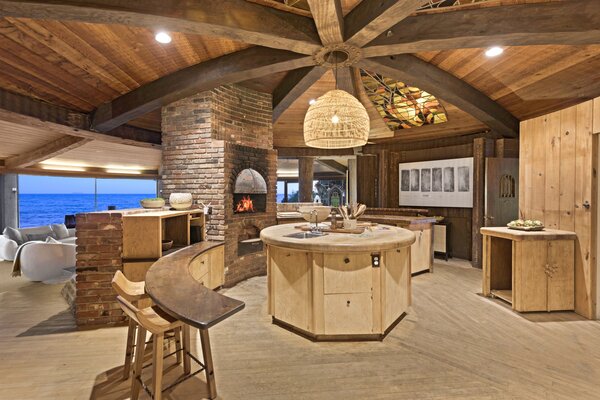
19,193 -> 155,228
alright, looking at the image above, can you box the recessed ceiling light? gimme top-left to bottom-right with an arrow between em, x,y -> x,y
308,99 -> 316,105
485,46 -> 503,57
155,31 -> 172,44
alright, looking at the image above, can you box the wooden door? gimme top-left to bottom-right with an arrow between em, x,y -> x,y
514,241 -> 548,312
547,240 -> 575,311
356,154 -> 378,207
485,158 -> 519,227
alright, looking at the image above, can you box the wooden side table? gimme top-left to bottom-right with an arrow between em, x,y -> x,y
481,227 -> 576,312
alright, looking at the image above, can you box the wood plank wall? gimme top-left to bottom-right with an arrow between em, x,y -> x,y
520,98 -> 598,319
360,137 -> 518,261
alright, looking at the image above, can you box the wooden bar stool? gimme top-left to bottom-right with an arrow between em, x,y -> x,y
111,271 -> 182,380
117,296 -> 213,400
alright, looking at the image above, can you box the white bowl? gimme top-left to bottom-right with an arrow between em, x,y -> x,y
298,206 -> 331,224
169,193 -> 193,210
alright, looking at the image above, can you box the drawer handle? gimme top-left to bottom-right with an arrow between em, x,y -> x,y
344,257 -> 350,264
346,300 -> 351,307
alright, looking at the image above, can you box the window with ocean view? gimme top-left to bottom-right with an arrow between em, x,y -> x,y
18,175 -> 157,228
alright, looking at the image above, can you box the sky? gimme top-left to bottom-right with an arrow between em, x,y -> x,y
19,174 -> 157,194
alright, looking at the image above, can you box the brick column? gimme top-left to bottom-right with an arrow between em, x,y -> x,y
74,212 -> 124,327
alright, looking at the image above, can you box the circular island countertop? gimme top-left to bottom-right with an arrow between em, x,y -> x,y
260,223 -> 416,253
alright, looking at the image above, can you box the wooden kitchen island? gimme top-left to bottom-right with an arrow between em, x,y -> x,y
260,224 -> 415,341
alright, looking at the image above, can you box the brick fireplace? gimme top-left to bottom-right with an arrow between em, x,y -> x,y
161,84 -> 277,287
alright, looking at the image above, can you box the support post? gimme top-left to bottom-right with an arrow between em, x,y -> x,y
472,138 -> 495,267
298,157 -> 314,202
0,174 -> 18,230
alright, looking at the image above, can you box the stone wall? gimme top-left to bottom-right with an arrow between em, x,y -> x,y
162,84 -> 276,287
74,212 -> 124,327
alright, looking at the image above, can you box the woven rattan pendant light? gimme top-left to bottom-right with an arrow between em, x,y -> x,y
304,53 -> 369,149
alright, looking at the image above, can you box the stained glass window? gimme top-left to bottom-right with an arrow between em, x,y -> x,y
360,69 -> 448,130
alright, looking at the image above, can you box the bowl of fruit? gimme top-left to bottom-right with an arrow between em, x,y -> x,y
507,219 -> 544,231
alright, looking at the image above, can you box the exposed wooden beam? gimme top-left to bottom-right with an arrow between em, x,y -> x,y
0,108 -> 161,149
307,0 -> 344,45
344,0 -> 426,48
0,89 -> 161,148
4,136 -> 91,169
359,56 -> 519,137
93,47 -> 314,131
363,0 -> 600,57
0,0 -> 321,55
316,159 -> 347,174
272,66 -> 327,122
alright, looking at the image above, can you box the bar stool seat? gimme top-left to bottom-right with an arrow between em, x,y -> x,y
111,271 -> 182,380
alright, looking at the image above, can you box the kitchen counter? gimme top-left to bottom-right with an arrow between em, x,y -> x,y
261,223 -> 415,341
145,241 -> 244,329
360,215 -> 436,274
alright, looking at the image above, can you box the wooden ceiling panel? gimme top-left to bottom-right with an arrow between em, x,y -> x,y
417,45 -> 600,120
0,17 -> 250,112
0,119 -> 64,159
48,140 -> 161,170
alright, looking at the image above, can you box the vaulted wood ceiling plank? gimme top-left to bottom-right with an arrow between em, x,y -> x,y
345,0 -> 427,48
91,47 -> 315,132
359,56 -> 519,137
46,20 -> 141,91
307,0 -> 344,45
4,135 -> 92,168
0,0 -> 322,55
273,66 -> 328,122
0,55 -> 95,111
6,17 -> 130,95
5,17 -> 123,100
363,0 -> 600,57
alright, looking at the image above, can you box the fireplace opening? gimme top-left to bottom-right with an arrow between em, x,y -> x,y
238,223 -> 263,256
233,168 -> 267,213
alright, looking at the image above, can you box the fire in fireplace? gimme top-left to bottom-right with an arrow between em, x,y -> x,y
233,168 -> 267,213
235,196 -> 255,213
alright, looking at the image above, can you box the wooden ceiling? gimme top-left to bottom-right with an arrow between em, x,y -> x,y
0,0 -> 597,175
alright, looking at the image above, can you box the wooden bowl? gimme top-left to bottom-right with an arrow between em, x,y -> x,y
298,206 -> 331,224
162,240 -> 174,251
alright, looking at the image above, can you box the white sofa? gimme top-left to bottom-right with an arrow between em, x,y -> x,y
19,241 -> 76,282
0,225 -> 76,261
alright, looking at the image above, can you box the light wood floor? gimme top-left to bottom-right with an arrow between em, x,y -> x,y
1,259 -> 599,399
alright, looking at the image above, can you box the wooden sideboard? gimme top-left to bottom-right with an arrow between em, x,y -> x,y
481,227 -> 576,312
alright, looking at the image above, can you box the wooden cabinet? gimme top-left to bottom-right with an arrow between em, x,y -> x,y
482,227 -> 576,312
433,222 -> 450,260
409,225 -> 432,274
513,239 -> 574,312
267,245 -> 411,340
188,245 -> 224,290
122,210 -> 210,282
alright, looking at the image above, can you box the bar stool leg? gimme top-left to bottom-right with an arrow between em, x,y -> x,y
175,327 -> 183,365
131,326 -> 147,400
153,333 -> 165,400
199,329 -> 217,399
183,325 -> 191,375
123,318 -> 137,380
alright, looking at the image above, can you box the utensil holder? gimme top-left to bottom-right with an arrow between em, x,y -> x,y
343,219 -> 357,229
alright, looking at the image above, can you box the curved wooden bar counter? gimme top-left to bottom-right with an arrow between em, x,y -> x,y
145,241 -> 244,329
261,224 -> 415,341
